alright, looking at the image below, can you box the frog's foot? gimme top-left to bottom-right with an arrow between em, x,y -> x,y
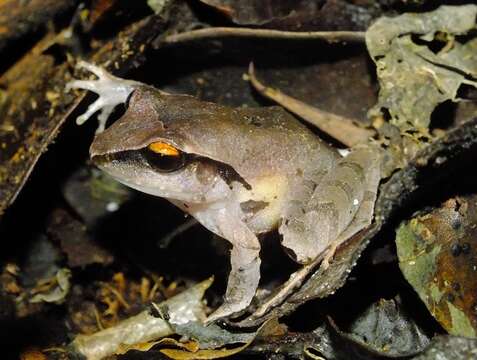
206,245 -> 261,324
66,60 -> 140,133
247,252 -> 325,322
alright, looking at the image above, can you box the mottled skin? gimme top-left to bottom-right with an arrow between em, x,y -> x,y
67,62 -> 381,322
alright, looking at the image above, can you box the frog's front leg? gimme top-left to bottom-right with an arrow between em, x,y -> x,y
207,243 -> 260,323
66,61 -> 142,133
185,202 -> 261,324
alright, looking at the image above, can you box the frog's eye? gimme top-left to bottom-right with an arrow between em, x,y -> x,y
142,142 -> 186,172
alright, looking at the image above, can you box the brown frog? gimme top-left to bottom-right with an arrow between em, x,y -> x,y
66,61 -> 382,322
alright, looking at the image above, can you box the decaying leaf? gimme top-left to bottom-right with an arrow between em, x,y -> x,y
366,5 -> 477,131
396,196 -> 477,337
248,301 -> 428,360
160,340 -> 252,360
167,320 -> 255,349
159,320 -> 273,360
116,338 -> 199,356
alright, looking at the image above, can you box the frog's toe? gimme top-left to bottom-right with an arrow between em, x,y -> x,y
76,60 -> 110,79
96,105 -> 115,133
66,62 -> 140,132
321,243 -> 338,270
206,302 -> 241,324
65,79 -> 99,93
75,99 -> 103,125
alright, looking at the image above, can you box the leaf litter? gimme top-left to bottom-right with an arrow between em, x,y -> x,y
3,2 -> 477,359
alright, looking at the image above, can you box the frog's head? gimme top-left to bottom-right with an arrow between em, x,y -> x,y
90,87 -> 241,204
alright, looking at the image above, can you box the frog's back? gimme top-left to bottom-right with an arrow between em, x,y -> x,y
158,93 -> 340,182
92,87 -> 339,183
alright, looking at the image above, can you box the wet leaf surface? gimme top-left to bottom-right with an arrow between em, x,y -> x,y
397,195 -> 477,338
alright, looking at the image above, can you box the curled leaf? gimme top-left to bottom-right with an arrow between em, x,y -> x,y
30,268 -> 71,304
366,5 -> 477,131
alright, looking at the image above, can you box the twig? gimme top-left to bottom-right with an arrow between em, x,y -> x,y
246,251 -> 326,321
163,27 -> 365,45
157,217 -> 198,249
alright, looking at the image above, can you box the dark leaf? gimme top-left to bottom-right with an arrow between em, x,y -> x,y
0,0 -> 77,59
366,5 -> 477,131
47,208 -> 114,268
197,0 -> 378,30
344,299 -> 430,356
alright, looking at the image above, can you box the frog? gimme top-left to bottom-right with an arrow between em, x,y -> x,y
66,61 -> 382,322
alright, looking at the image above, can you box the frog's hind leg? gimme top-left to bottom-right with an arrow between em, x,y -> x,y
248,147 -> 381,320
281,146 -> 381,265
321,147 -> 381,268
